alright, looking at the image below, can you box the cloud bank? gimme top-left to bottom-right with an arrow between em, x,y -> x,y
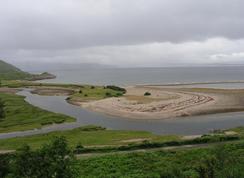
0,0 -> 243,66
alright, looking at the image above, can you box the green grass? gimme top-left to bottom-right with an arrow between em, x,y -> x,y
0,92 -> 74,133
68,85 -> 124,102
0,126 -> 179,150
77,142 -> 244,177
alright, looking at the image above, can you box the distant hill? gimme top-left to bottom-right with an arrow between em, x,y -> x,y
0,60 -> 55,80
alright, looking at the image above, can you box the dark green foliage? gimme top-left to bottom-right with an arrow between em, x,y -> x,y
78,142 -> 244,177
0,99 -> 5,119
79,90 -> 82,94
74,143 -> 85,154
105,92 -> 112,97
0,154 -> 11,178
74,134 -> 240,154
77,125 -> 106,131
144,92 -> 151,96
11,137 -> 77,178
90,86 -> 95,89
2,138 -> 244,177
116,92 -> 123,97
106,85 -> 127,93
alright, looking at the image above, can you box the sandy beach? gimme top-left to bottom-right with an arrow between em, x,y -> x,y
75,85 -> 244,119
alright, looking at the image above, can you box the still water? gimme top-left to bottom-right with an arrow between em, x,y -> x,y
41,66 -> 244,86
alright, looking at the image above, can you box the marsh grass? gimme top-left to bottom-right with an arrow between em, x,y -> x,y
0,92 -> 74,133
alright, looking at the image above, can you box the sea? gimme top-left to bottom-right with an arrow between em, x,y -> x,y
39,66 -> 244,87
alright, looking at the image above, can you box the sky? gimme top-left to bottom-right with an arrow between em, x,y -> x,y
0,0 -> 244,67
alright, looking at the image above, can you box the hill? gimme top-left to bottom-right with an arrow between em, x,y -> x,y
0,60 -> 55,80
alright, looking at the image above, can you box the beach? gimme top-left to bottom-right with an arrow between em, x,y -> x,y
76,85 -> 244,119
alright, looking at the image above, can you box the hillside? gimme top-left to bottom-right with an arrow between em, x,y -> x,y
0,60 -> 55,80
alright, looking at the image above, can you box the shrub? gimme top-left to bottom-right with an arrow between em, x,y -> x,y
78,125 -> 106,131
144,92 -> 151,96
41,121 -> 53,125
105,92 -> 112,97
90,86 -> 95,89
74,143 -> 85,154
54,119 -> 65,124
106,85 -> 126,93
0,99 -> 5,119
116,93 -> 123,97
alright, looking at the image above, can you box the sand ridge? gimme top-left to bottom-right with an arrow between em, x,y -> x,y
79,86 -> 222,119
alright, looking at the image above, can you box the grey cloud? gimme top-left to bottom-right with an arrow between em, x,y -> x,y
0,0 -> 244,50
4,38 -> 244,68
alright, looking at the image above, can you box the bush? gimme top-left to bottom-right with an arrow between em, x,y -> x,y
106,85 -> 126,93
90,86 -> 95,89
116,93 -> 123,97
54,118 -> 65,124
0,99 -> 5,119
74,143 -> 85,154
144,92 -> 151,96
0,154 -> 11,178
105,92 -> 112,97
78,125 -> 106,131
41,121 -> 53,125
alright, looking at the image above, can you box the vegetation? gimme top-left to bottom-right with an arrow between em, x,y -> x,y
0,60 -> 55,81
73,134 -> 240,154
106,85 -> 127,93
1,137 -> 244,177
0,125 -> 178,150
0,137 -> 77,178
77,141 -> 244,178
0,92 -> 74,133
0,99 -> 5,119
67,85 -> 126,102
144,91 -> 151,96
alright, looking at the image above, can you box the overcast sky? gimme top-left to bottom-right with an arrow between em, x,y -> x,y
0,0 -> 244,67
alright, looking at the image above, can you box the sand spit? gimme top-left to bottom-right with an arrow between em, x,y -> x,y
78,86 -> 244,119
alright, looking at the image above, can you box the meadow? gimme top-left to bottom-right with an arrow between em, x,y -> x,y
0,92 -> 74,133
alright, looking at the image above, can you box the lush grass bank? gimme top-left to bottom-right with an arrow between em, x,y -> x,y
0,92 -> 74,133
2,137 -> 244,178
0,126 -> 179,150
78,141 -> 244,178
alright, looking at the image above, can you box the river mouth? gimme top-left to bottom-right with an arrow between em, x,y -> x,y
13,88 -> 244,136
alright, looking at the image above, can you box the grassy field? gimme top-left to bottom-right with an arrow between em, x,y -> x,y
0,125 -> 179,150
0,92 -> 74,133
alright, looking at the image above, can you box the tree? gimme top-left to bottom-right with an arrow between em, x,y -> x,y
12,137 -> 78,178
